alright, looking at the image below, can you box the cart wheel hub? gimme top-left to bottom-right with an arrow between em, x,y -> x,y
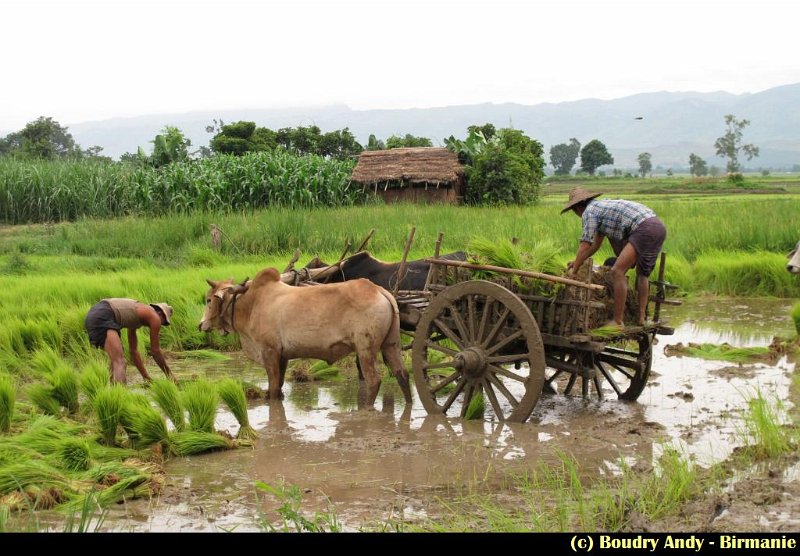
454,347 -> 487,377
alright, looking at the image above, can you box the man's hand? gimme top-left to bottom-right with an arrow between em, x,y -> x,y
566,261 -> 576,277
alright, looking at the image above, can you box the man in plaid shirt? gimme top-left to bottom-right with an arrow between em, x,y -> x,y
562,187 -> 667,328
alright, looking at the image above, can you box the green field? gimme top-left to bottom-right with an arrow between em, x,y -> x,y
2,182 -> 799,528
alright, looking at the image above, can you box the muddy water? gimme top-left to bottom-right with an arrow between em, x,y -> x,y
102,297 -> 796,531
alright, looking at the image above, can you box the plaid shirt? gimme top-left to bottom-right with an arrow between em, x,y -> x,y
581,199 -> 656,243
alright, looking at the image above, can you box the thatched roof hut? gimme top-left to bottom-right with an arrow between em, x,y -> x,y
351,147 -> 465,204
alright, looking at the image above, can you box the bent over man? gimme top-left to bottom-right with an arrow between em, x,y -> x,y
84,298 -> 175,384
562,187 -> 667,329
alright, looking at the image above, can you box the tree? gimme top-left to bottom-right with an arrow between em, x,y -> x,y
714,114 -> 759,173
637,152 -> 652,178
467,123 -> 496,141
210,121 -> 276,155
579,139 -> 614,175
549,138 -> 581,175
365,134 -> 385,151
0,116 -> 89,159
384,134 -> 432,149
133,126 -> 192,168
318,128 -> 363,159
688,153 -> 708,177
465,128 -> 544,205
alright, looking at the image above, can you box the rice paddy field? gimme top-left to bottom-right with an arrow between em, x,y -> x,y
1,183 -> 799,531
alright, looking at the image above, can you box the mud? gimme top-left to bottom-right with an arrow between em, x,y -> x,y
62,298 -> 800,531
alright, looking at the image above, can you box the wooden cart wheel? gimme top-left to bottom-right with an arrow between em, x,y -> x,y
595,332 -> 653,401
544,332 -> 653,401
412,280 -> 545,422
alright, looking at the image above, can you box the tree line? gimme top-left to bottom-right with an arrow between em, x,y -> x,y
548,114 -> 760,178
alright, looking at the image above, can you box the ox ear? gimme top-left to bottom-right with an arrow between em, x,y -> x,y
206,279 -> 219,289
789,248 -> 797,258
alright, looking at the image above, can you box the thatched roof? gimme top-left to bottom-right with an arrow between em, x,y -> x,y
350,147 -> 464,186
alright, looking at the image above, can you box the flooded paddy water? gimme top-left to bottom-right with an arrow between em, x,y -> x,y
90,298 -> 800,531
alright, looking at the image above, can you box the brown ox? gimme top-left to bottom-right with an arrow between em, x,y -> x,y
199,267 -> 412,408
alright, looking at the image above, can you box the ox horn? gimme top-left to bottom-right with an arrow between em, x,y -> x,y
228,277 -> 250,295
206,279 -> 219,288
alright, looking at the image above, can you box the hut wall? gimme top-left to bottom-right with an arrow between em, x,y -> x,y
376,184 -> 459,204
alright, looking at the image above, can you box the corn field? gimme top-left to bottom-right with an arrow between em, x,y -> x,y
0,152 -> 360,224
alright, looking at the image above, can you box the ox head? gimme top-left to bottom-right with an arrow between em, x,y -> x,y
199,277 -> 249,334
788,241 -> 800,274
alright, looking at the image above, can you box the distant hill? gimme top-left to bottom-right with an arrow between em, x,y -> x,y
62,83 -> 800,170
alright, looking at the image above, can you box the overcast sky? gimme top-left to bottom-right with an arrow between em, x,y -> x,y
1,0 -> 797,132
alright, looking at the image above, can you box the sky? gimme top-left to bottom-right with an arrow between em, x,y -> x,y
1,0 -> 798,132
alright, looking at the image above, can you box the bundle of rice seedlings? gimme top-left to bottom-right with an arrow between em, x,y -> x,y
7,416 -> 86,455
93,385 -> 128,445
27,384 -> 62,416
79,362 -> 109,407
50,366 -> 80,414
87,444 -> 138,463
589,324 -> 626,339
525,239 -> 563,276
0,374 -> 14,433
467,237 -> 524,270
169,431 -> 234,456
308,360 -> 341,381
57,438 -> 92,472
149,378 -> 184,432
30,346 -> 65,376
118,392 -> 152,447
664,342 -> 770,363
464,390 -> 485,420
174,349 -> 231,361
181,380 -> 218,433
217,378 -> 257,440
0,459 -> 69,496
127,403 -> 170,448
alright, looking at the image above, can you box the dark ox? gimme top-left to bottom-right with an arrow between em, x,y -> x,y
788,241 -> 800,274
199,267 -> 412,408
305,250 -> 467,291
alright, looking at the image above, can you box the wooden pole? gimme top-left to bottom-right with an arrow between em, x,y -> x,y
424,231 -> 445,292
393,227 -> 416,296
424,258 -> 606,291
354,229 -> 375,253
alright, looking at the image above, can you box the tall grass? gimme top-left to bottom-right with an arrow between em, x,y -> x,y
0,152 -> 358,224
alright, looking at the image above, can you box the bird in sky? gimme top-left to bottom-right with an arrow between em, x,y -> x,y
634,116 -> 644,120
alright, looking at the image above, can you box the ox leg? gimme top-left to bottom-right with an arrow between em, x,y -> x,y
263,352 -> 284,401
279,357 -> 288,390
355,356 -> 365,381
381,344 -> 412,404
356,351 -> 381,409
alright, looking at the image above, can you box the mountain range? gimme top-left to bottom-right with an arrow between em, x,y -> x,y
62,82 -> 800,170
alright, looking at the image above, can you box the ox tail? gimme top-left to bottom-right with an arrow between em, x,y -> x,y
377,287 -> 412,403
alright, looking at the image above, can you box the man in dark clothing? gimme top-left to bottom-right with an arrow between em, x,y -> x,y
84,298 -> 175,384
562,187 -> 667,328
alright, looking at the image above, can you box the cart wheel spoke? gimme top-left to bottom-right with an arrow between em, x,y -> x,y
442,376 -> 468,413
481,307 -> 511,349
482,378 -> 505,417
596,360 -> 623,397
485,329 -> 524,356
487,363 -> 527,383
487,373 -> 519,408
460,383 -> 477,417
430,370 -> 461,395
